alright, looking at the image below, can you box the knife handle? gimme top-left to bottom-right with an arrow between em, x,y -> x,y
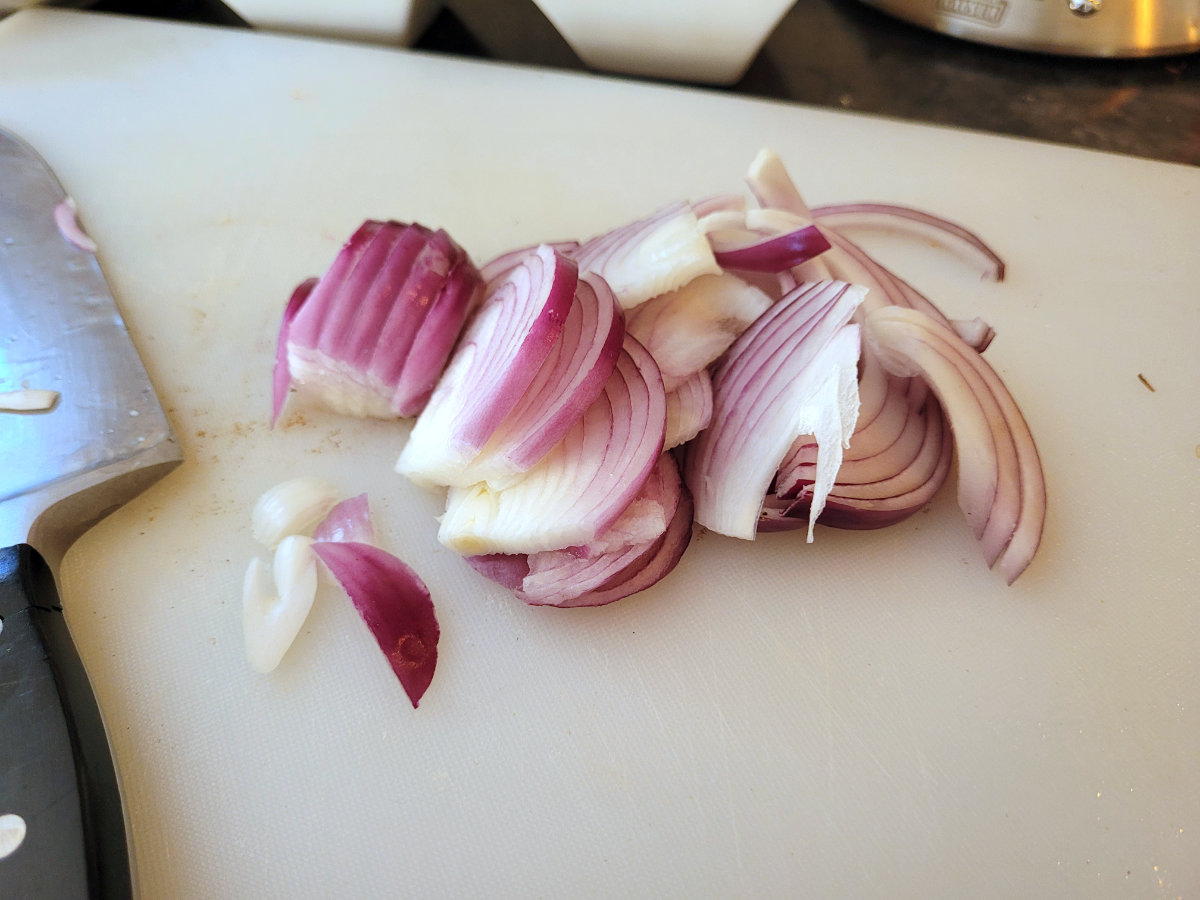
0,544 -> 134,899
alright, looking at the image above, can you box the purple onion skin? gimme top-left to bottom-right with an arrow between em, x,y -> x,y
312,541 -> 440,708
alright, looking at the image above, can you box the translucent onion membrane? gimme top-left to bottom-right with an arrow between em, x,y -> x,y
685,280 -> 864,541
437,334 -> 667,556
276,221 -> 484,424
466,452 -> 691,607
312,540 -> 440,707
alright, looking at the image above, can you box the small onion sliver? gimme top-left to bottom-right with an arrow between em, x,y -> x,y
811,202 -> 1006,282
664,370 -> 713,450
313,493 -> 375,544
53,197 -> 98,253
865,306 -> 1045,583
710,223 -> 831,273
312,541 -> 440,708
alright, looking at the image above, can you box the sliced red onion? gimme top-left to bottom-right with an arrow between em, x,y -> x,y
53,197 -> 97,253
864,306 -> 1045,583
709,223 -> 830,272
396,245 -> 578,487
548,483 -> 693,608
313,493 -> 375,544
684,280 -> 864,540
437,334 -> 666,555
271,278 -> 316,425
625,272 -> 772,390
572,201 -> 722,309
390,258 -> 486,417
242,536 -> 319,674
480,240 -> 581,288
811,202 -> 1006,282
455,272 -> 625,487
664,370 -> 713,450
282,221 -> 483,420
466,453 -> 685,607
312,540 -> 440,708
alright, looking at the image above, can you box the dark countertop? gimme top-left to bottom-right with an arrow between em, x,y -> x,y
94,0 -> 1200,166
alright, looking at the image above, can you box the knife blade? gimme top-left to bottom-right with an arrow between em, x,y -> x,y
0,128 -> 182,898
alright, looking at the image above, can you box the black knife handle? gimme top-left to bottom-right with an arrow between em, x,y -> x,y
0,544 -> 133,899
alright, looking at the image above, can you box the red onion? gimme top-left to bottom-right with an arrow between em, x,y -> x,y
457,272 -> 625,486
312,540 -> 440,708
437,334 -> 666,555
396,245 -> 578,487
664,370 -> 713,450
811,202 -> 1006,282
864,306 -> 1045,583
272,278 -> 316,425
684,280 -> 863,540
625,272 -> 772,390
572,201 -> 722,309
466,453 -> 688,607
53,197 -> 97,253
280,221 -> 484,421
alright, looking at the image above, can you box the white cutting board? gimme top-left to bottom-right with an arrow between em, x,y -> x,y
1,9 -> 1197,898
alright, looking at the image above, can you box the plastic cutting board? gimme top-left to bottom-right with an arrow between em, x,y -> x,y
0,9 -> 1197,898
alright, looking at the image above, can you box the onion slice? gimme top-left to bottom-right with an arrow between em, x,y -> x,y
312,541 -> 440,708
467,453 -> 688,607
811,203 -> 1005,282
664,370 -> 713,450
684,280 -> 864,540
437,335 -> 666,555
396,244 -> 578,487
572,201 -> 722,310
626,272 -> 772,390
251,476 -> 340,549
864,306 -> 1045,583
282,221 -> 483,421
450,272 -> 624,488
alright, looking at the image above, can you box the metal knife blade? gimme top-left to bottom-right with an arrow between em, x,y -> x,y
0,128 -> 183,898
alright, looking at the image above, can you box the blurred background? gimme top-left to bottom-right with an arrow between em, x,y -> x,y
60,0 -> 1200,165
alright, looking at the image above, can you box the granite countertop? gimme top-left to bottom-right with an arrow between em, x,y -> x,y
92,0 -> 1200,166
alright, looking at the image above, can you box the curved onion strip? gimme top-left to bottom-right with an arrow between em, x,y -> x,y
684,281 -> 863,540
865,306 -> 1045,583
541,483 -> 693,608
710,224 -> 831,272
460,272 -> 624,487
53,197 -> 98,253
664,370 -> 713,450
437,335 -> 666,555
626,272 -> 772,390
468,453 -> 683,606
480,240 -> 581,288
313,493 -> 375,544
811,203 -> 1005,282
392,257 -> 485,416
271,278 -> 316,425
396,245 -> 577,486
572,201 -> 721,309
312,540 -> 439,708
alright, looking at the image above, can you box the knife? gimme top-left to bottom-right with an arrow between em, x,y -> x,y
0,129 -> 182,898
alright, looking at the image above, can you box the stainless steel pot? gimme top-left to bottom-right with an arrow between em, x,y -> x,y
856,0 -> 1200,57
